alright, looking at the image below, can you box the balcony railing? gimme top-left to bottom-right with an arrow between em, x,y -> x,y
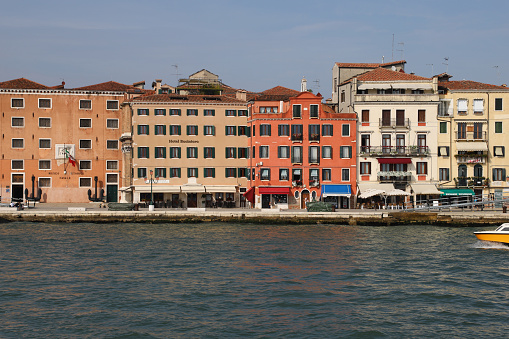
291,133 -> 303,141
360,146 -> 429,157
309,133 -> 320,142
454,131 -> 487,141
377,171 -> 412,183
379,118 -> 410,129
456,156 -> 487,164
309,180 -> 320,187
455,176 -> 489,188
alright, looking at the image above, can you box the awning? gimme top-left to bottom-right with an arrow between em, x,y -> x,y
456,142 -> 488,152
411,183 -> 442,195
205,185 -> 237,193
439,188 -> 475,196
357,183 -> 394,199
259,187 -> 291,194
321,184 -> 351,197
377,158 -> 412,164
135,185 -> 181,193
243,187 -> 255,204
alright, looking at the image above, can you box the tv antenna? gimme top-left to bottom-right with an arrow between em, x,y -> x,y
426,64 -> 434,77
171,64 -> 181,86
313,79 -> 320,90
493,66 -> 501,84
443,57 -> 449,73
397,42 -> 404,59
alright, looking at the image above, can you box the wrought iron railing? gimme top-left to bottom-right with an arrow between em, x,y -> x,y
360,146 -> 429,157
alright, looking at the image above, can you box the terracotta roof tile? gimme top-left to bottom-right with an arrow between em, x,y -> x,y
335,60 -> 406,68
0,78 -> 50,89
129,93 -> 247,104
255,86 -> 300,101
439,80 -> 509,91
73,81 -> 148,93
356,68 -> 430,82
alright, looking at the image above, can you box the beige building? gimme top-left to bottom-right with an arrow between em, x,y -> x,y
120,89 -> 249,208
437,74 -> 509,200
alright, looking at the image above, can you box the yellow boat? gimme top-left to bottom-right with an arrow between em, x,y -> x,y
474,223 -> 509,244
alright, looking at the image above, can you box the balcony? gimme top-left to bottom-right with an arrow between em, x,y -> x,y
377,171 -> 412,183
379,118 -> 410,129
360,146 -> 429,157
309,180 -> 320,188
292,180 -> 303,187
455,176 -> 489,188
291,133 -> 303,142
455,153 -> 487,164
454,131 -> 487,142
309,133 -> 320,142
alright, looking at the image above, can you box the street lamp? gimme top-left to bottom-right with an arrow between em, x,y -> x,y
149,170 -> 154,208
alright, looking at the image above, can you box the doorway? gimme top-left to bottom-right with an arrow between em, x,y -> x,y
106,185 -> 118,202
11,174 -> 24,202
301,190 -> 310,209
261,194 -> 271,209
187,193 -> 197,208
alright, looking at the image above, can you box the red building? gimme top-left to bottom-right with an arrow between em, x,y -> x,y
245,86 -> 357,209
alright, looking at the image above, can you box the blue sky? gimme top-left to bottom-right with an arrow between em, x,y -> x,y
1,0 -> 508,96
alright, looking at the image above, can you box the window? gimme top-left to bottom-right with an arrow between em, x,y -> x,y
495,98 -> 503,111
310,104 -> 318,118
79,160 -> 92,170
169,147 -> 181,158
225,109 -> 236,116
417,162 -> 428,175
106,100 -> 119,110
238,147 -> 249,159
137,109 -> 149,116
291,146 -> 302,163
322,124 -> 333,136
138,125 -> 149,135
170,168 -> 181,178
360,134 -> 370,152
292,169 -> 302,183
169,125 -> 181,135
187,125 -> 198,136
204,109 -> 215,116
11,98 -> 24,108
204,147 -> 215,159
204,168 -> 216,178
12,160 -> 23,170
154,168 -> 166,178
310,169 -> 319,185
278,124 -> 290,136
155,147 -> 166,158
342,124 -> 350,137
260,124 -> 271,136
440,122 -> 447,133
155,125 -> 166,135
495,122 -> 503,133
260,107 -> 278,113
473,99 -> 484,114
170,109 -> 181,116
291,124 -> 303,141
138,168 -> 147,178
79,100 -> 91,110
106,140 -> 118,149
361,110 -> 369,122
38,98 -> 51,108
204,125 -> 215,136
494,146 -> 505,157
38,178 -> 51,188
187,168 -> 198,178
107,119 -> 119,129
309,146 -> 320,164
155,109 -> 167,116
187,147 -> 198,159
340,146 -> 352,158
106,160 -> 118,170
322,146 -> 332,159
322,169 -> 331,181
238,110 -> 248,116
293,105 -> 301,118
279,168 -> 289,181
309,125 -> 320,141
225,147 -> 237,159
238,168 -> 249,178
12,117 -> 24,127
37,117 -> 51,128
39,139 -> 51,149
259,146 -> 269,158
138,147 -> 149,158
278,146 -> 289,159
187,109 -> 198,116
79,119 -> 92,128
79,178 -> 92,187
438,146 -> 449,156
238,126 -> 248,136
260,168 -> 270,180
12,138 -> 24,148
225,126 -> 237,136
457,99 -> 467,114
360,162 -> 371,175
341,169 -> 350,181
418,110 -> 426,122
79,140 -> 92,149
439,168 -> 450,181
225,168 -> 237,178
493,168 -> 506,181
341,91 -> 346,102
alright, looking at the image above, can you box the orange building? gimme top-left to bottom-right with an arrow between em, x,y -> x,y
245,85 -> 357,209
0,78 -> 146,203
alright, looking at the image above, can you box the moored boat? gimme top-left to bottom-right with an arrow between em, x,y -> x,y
474,223 -> 509,244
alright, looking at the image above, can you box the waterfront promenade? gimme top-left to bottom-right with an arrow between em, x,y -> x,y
1,203 -> 509,226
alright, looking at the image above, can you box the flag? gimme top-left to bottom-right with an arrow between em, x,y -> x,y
64,148 -> 76,167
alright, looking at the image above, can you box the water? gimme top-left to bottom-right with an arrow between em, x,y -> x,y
0,222 -> 508,338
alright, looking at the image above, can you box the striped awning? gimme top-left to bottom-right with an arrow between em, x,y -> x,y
456,142 -> 488,151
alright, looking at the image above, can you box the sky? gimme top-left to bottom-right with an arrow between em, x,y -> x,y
1,0 -> 508,96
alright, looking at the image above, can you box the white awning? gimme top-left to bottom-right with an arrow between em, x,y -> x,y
456,142 -> 488,151
135,185 -> 181,193
205,185 -> 237,193
181,185 -> 205,193
357,183 -> 394,198
411,183 -> 442,195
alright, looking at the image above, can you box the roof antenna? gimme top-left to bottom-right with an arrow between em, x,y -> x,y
397,42 -> 405,60
392,34 -> 394,61
443,57 -> 449,73
426,64 -> 434,77
493,66 -> 501,84
313,79 -> 320,90
171,64 -> 181,86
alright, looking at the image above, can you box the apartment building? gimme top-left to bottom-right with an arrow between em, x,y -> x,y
245,85 -> 357,209
437,74 -> 509,200
0,78 -> 145,203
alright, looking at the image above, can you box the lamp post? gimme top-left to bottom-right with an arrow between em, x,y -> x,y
149,170 -> 154,211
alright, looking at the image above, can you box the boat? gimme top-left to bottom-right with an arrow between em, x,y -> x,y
474,223 -> 509,244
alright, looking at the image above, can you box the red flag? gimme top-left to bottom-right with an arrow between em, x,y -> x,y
64,149 -> 76,167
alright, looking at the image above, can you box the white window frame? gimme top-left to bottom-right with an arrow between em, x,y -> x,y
292,104 -> 302,118
473,99 -> 484,114
38,117 -> 51,128
106,119 -> 119,129
11,138 -> 24,149
39,138 -> 51,149
79,177 -> 92,187
11,117 -> 24,128
260,145 -> 269,159
106,173 -> 118,183
79,99 -> 92,110
341,168 -> 350,182
106,160 -> 118,170
106,100 -> 119,110
11,98 -> 24,109
106,140 -> 119,150
322,146 -> 332,159
11,159 -> 24,170
38,177 -> 52,188
38,98 -> 52,109
38,160 -> 52,170
79,160 -> 92,170
341,124 -> 350,137
79,118 -> 92,128
79,139 -> 92,149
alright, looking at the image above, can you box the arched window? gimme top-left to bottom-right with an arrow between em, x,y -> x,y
458,165 -> 467,177
474,164 -> 483,178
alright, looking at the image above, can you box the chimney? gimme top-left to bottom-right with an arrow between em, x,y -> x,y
236,89 -> 247,101
502,84 -> 507,87
301,77 -> 307,92
153,79 -> 162,92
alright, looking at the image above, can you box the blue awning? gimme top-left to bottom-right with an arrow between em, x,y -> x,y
321,184 -> 351,197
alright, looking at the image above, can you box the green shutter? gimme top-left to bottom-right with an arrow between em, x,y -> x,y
212,168 -> 215,178
233,148 -> 237,158
138,125 -> 141,135
138,147 -> 141,158
212,126 -> 215,135
211,109 -> 215,116
212,147 -> 215,158
225,126 -> 228,135
178,125 -> 181,135
163,147 -> 167,158
163,125 -> 166,135
177,168 -> 181,178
